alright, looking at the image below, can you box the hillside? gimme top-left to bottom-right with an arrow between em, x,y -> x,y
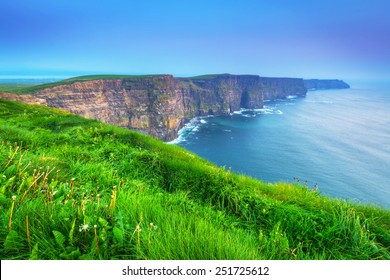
0,75 -> 167,95
0,98 -> 389,260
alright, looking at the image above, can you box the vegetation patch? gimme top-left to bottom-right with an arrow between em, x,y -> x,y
0,74 -> 167,94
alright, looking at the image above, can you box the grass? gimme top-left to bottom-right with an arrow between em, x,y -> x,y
0,98 -> 389,260
0,84 -> 39,94
187,74 -> 221,79
0,74 -> 167,94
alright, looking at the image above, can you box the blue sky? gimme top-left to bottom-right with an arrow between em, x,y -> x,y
1,0 -> 389,80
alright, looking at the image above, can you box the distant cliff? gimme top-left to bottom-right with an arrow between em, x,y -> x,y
304,79 -> 350,90
0,74 -> 349,141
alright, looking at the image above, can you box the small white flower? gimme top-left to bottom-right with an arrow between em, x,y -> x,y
11,196 -> 16,201
79,224 -> 89,232
94,225 -> 97,229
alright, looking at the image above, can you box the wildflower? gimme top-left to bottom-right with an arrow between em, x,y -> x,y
79,224 -> 89,232
8,196 -> 17,231
94,224 -> 99,253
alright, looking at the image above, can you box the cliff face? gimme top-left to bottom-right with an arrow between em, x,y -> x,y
303,79 -> 350,90
261,77 -> 308,100
35,76 -> 186,141
0,74 -> 319,141
179,74 -> 267,116
0,91 -> 47,105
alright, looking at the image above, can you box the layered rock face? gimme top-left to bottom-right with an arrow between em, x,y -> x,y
303,79 -> 350,90
36,76 -> 186,141
0,74 -> 313,141
179,74 -> 268,116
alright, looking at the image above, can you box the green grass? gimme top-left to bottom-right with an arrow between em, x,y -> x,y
0,98 -> 389,260
0,74 -> 167,94
0,84 -> 39,94
187,74 -> 221,79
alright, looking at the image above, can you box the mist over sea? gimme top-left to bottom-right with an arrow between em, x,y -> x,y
175,81 -> 390,209
0,78 -> 63,84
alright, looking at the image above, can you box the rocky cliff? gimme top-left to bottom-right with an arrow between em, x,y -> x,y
303,79 -> 350,90
0,74 -> 348,141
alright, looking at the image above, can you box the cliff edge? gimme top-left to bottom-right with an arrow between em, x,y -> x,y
304,79 -> 350,90
0,74 -> 349,141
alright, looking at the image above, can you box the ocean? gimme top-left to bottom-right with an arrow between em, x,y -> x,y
173,81 -> 390,209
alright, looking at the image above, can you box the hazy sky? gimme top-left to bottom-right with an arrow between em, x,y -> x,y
1,0 -> 389,80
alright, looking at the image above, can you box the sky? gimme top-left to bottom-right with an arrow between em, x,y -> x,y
1,0 -> 389,80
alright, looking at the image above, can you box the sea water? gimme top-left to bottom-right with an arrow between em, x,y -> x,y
174,81 -> 390,209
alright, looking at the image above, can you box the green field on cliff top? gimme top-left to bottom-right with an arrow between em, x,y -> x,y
0,74 -> 243,95
0,98 -> 389,260
0,74 -> 167,94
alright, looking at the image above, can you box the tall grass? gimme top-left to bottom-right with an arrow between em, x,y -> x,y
0,98 -> 389,260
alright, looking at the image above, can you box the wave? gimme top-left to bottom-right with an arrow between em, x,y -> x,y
167,116 -> 209,144
168,106 -> 283,144
232,106 -> 283,116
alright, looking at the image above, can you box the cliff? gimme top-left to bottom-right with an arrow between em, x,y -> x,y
0,74 -> 348,141
304,79 -> 350,90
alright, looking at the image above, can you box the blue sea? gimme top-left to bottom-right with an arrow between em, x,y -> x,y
173,81 -> 390,209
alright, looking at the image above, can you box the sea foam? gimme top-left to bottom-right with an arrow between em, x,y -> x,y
167,117 -> 209,144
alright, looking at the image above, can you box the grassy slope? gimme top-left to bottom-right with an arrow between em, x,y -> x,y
0,73 -> 238,94
0,74 -> 166,94
186,74 -> 220,79
0,98 -> 389,260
